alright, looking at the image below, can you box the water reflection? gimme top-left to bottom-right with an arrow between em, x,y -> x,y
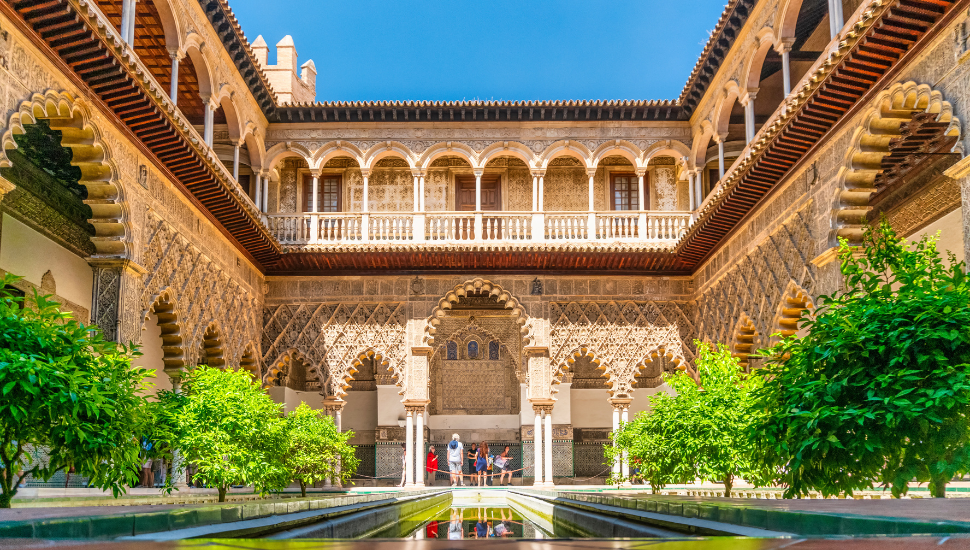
390,507 -> 546,540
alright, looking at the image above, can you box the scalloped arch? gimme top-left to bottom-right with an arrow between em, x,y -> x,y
0,90 -> 130,258
424,278 -> 531,348
836,82 -> 962,245
538,140 -> 593,170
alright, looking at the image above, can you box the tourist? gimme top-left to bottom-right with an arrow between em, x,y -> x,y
426,445 -> 438,486
474,508 -> 488,538
467,443 -> 478,479
495,445 -> 513,486
448,507 -> 464,539
398,443 -> 406,487
475,441 -> 489,487
447,434 -> 464,487
493,509 -> 514,537
140,456 -> 153,488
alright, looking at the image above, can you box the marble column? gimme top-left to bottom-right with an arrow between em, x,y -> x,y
415,407 -> 425,488
362,173 -> 370,212
828,0 -> 844,39
777,40 -> 794,96
620,407 -> 631,486
742,91 -> 758,144
168,50 -> 180,104
533,407 -> 543,486
404,409 -> 414,487
543,408 -> 554,487
612,405 -> 621,478
232,142 -> 241,181
311,174 -> 319,213
717,138 -> 726,180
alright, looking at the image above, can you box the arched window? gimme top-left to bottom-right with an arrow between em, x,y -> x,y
446,341 -> 458,361
467,340 -> 479,359
489,341 -> 500,360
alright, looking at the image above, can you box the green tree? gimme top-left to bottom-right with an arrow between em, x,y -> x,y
0,274 -> 151,508
752,221 -> 970,498
176,365 -> 286,501
282,403 -> 359,496
609,343 -> 761,496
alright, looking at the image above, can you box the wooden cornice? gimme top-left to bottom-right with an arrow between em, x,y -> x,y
676,0 -> 966,270
2,0 -> 281,270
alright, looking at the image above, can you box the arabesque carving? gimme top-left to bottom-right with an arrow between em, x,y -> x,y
262,302 -> 407,397
549,301 -> 698,398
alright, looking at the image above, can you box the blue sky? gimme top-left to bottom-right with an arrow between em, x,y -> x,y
229,0 -> 728,102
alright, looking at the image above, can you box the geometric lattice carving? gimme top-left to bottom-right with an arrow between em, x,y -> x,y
138,213 -> 261,372
261,302 -> 407,398
550,301 -> 698,398
697,207 -> 817,356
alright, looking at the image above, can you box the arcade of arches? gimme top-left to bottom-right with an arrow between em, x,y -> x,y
0,0 -> 968,488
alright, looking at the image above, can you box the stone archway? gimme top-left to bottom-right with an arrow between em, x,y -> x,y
731,314 -> 760,372
198,323 -> 225,368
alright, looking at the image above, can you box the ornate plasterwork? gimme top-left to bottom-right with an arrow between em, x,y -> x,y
139,212 -> 262,370
425,278 -> 531,347
655,167 -> 677,211
696,207 -> 817,358
836,82 -> 962,245
429,322 -> 521,416
261,302 -> 408,397
0,91 -> 129,258
549,301 -> 698,399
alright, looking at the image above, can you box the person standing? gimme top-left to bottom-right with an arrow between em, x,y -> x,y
475,441 -> 489,487
398,443 -> 406,487
426,445 -> 439,486
495,445 -> 513,486
447,434 -> 464,487
467,443 -> 478,479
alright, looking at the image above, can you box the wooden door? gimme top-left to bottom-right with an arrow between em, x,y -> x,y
455,175 -> 501,211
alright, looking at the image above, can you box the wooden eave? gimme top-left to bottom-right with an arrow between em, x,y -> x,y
676,0 -> 965,268
3,0 -> 281,270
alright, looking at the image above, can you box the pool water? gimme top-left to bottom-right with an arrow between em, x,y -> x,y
381,506 -> 547,539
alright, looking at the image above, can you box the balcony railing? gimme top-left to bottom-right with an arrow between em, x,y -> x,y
265,211 -> 692,246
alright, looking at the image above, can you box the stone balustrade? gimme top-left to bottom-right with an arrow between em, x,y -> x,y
265,211 -> 692,246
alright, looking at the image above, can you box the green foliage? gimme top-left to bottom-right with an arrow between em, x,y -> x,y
752,221 -> 970,498
609,343 -> 761,495
281,403 -> 359,495
0,274 -> 151,507
176,366 -> 286,500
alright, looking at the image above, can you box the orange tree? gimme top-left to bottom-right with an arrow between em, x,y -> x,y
752,221 -> 970,498
608,343 -> 762,496
0,274 -> 151,507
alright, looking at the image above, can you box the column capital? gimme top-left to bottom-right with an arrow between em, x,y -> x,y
308,168 -> 323,178
87,257 -> 147,276
532,404 -> 554,414
530,169 -> 546,178
774,38 -> 795,54
322,396 -> 345,412
409,169 -> 426,178
523,345 -> 549,356
585,167 -> 598,178
634,168 -> 647,177
404,399 -> 430,413
360,168 -> 372,178
608,397 -> 632,410
740,89 -> 759,105
167,48 -> 184,61
713,133 -> 728,144
472,169 -> 485,178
